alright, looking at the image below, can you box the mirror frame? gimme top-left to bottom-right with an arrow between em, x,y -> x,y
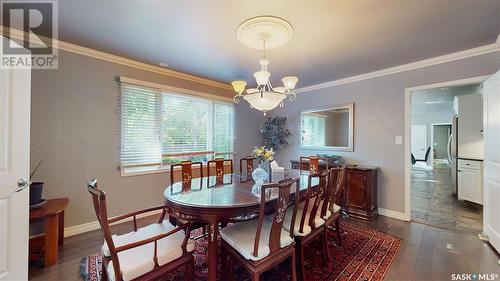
299,103 -> 354,152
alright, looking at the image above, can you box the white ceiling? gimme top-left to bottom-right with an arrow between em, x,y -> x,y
57,0 -> 500,88
411,83 -> 480,115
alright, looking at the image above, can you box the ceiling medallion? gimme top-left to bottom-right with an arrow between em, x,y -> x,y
232,16 -> 298,115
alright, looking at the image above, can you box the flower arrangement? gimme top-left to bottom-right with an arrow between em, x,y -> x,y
252,146 -> 275,163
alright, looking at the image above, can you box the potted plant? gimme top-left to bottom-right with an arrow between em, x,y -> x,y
29,161 -> 44,207
260,116 -> 291,152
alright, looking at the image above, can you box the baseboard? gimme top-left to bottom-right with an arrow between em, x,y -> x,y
63,209 -> 164,238
378,208 -> 410,221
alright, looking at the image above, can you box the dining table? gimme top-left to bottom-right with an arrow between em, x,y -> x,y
163,170 -> 318,281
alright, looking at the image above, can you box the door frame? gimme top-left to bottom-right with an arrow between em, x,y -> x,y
430,122 -> 452,165
404,75 -> 489,221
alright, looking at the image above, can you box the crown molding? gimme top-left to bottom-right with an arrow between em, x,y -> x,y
0,26 -> 232,91
296,42 -> 500,93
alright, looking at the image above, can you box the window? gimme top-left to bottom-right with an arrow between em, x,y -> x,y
120,82 -> 234,175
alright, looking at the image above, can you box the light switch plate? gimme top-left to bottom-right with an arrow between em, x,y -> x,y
395,136 -> 403,145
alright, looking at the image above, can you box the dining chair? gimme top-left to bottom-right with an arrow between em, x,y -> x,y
282,170 -> 330,280
86,179 -> 195,281
207,158 -> 233,186
220,177 -> 300,281
321,166 -> 346,246
170,161 -> 203,191
299,156 -> 327,174
169,161 -> 207,235
240,156 -> 256,182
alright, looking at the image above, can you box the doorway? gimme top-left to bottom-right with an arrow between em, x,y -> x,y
405,76 -> 487,233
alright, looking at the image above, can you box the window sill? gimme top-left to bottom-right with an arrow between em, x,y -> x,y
120,162 -> 233,178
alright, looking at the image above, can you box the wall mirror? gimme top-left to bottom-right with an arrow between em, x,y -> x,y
300,103 -> 354,151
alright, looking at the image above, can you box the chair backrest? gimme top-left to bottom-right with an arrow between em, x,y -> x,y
239,156 -> 256,182
300,156 -> 323,173
297,170 -> 329,233
170,161 -> 203,191
207,158 -> 233,186
424,146 -> 431,161
253,177 -> 300,258
321,166 -> 346,218
87,179 -> 121,279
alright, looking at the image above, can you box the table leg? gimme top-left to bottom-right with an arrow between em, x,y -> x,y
207,221 -> 219,281
58,211 -> 64,246
44,214 -> 59,266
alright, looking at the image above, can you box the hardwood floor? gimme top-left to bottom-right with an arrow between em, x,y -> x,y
28,215 -> 500,281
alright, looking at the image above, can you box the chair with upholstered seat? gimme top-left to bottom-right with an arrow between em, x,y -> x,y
207,157 -> 233,186
170,161 -> 203,191
299,155 -> 330,174
240,156 -> 256,182
220,177 -> 300,281
282,170 -> 330,280
320,166 -> 346,246
87,179 -> 195,281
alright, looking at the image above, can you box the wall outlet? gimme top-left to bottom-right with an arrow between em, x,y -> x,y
395,136 -> 403,145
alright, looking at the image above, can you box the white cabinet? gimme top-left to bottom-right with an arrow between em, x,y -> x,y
457,159 -> 483,205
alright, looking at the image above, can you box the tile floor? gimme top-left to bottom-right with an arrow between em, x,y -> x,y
411,166 -> 483,232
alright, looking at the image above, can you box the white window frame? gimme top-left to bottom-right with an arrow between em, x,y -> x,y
119,77 -> 235,177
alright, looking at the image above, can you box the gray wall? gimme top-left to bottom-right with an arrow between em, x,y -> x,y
271,51 -> 499,214
30,50 -> 264,228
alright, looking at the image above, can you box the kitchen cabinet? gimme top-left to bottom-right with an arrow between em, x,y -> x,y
458,159 -> 483,205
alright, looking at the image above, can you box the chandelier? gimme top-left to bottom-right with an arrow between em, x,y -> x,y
231,16 -> 299,115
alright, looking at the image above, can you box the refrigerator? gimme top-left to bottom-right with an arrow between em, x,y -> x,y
448,115 -> 458,194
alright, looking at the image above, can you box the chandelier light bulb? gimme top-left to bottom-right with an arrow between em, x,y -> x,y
253,71 -> 270,86
231,80 -> 247,95
282,76 -> 298,90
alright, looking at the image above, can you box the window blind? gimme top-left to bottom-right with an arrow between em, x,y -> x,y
213,102 -> 235,157
120,83 -> 161,167
120,81 -> 235,170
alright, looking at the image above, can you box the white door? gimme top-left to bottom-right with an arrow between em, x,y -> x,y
411,125 -> 427,160
0,37 -> 31,281
483,70 -> 500,255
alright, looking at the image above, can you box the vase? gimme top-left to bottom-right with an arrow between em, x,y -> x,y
252,161 -> 269,184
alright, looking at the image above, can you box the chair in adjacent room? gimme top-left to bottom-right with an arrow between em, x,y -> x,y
220,177 -> 300,281
411,146 -> 431,165
86,179 -> 195,281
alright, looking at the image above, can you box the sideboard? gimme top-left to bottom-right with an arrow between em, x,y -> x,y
290,160 -> 378,220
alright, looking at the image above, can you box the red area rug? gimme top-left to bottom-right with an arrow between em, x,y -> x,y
80,221 -> 401,281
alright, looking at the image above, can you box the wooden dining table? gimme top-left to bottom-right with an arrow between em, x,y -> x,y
163,170 -> 318,281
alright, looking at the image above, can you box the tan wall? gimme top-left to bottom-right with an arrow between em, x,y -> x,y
271,51 -> 500,214
30,50 -> 264,228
